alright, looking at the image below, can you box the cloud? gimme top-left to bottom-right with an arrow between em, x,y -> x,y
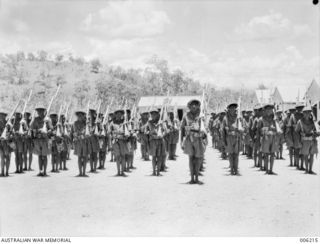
80,1 -> 170,38
233,10 -> 313,42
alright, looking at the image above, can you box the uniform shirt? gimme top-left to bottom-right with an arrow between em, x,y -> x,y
296,118 -> 317,138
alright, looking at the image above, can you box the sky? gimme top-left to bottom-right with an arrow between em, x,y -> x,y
0,0 -> 319,88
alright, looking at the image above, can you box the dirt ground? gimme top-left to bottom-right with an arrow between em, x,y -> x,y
0,138 -> 319,237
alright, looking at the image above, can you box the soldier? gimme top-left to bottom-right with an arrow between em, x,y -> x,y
167,111 -> 179,160
208,112 -> 218,148
243,110 -> 253,159
97,113 -> 109,170
138,112 -> 150,161
125,109 -> 137,171
216,111 -> 227,159
257,104 -> 280,175
221,103 -> 243,175
180,99 -> 206,184
109,108 -> 130,176
275,109 -> 285,160
71,109 -> 89,177
284,107 -> 296,166
109,112 -> 116,162
24,111 -> 34,171
88,108 -> 100,173
59,114 -> 69,170
30,105 -> 52,177
49,112 -> 61,173
0,110 -> 11,177
146,108 -> 168,176
12,112 -> 25,173
288,104 -> 304,170
296,106 -> 319,174
250,106 -> 263,168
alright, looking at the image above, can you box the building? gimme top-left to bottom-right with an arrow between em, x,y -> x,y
138,95 -> 201,120
255,89 -> 272,105
272,80 -> 320,111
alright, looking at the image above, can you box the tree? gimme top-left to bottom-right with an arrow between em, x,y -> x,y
55,54 -> 64,64
90,58 -> 101,73
27,52 -> 36,61
37,50 -> 48,62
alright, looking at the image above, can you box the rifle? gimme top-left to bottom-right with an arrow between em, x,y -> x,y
123,100 -> 130,137
19,90 -> 33,135
237,96 -> 244,131
56,104 -> 63,137
40,85 -> 61,134
274,106 -> 283,134
101,98 -> 114,136
199,89 -> 206,133
1,100 -> 21,139
85,101 -> 91,136
94,100 -> 102,136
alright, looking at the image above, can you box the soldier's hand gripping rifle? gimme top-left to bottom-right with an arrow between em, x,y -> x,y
19,90 -> 33,135
40,85 -> 61,134
1,100 -> 21,139
123,100 -> 130,137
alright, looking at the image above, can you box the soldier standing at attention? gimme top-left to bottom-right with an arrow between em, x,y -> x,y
222,103 -> 243,176
288,104 -> 304,170
180,99 -> 206,184
12,112 -> 25,173
59,114 -> 69,170
295,106 -> 319,174
88,108 -> 99,173
250,106 -> 263,168
257,104 -> 280,175
284,107 -> 297,167
109,109 -> 130,176
24,111 -> 33,171
217,111 -> 227,159
125,109 -> 137,171
30,105 -> 52,177
97,113 -> 109,170
275,110 -> 285,160
138,112 -> 150,161
71,109 -> 89,177
146,108 -> 167,176
109,112 -> 116,162
49,112 -> 60,173
167,111 -> 179,160
0,110 -> 11,177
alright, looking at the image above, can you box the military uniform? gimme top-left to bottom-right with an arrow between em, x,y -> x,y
167,113 -> 179,160
30,108 -> 52,177
283,109 -> 295,166
295,106 -> 319,174
250,107 -> 263,168
243,114 -> 253,159
24,112 -> 34,171
88,109 -> 100,173
146,110 -> 168,176
287,105 -> 304,170
0,111 -> 11,177
180,99 -> 206,184
256,104 -> 280,174
221,103 -> 242,175
138,113 -> 150,161
12,113 -> 27,173
71,111 -> 89,177
109,109 -> 130,176
97,120 -> 109,170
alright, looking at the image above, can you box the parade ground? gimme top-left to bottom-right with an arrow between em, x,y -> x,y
0,140 -> 319,237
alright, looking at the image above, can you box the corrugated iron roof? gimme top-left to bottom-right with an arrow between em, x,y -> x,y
138,95 -> 201,108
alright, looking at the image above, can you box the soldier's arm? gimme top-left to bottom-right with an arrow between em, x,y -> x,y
180,117 -> 186,142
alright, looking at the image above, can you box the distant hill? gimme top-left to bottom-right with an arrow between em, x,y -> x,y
0,51 -> 255,112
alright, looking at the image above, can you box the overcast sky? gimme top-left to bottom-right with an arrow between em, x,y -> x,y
0,0 -> 319,88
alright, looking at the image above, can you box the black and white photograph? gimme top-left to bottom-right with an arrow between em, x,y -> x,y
0,0 -> 319,241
